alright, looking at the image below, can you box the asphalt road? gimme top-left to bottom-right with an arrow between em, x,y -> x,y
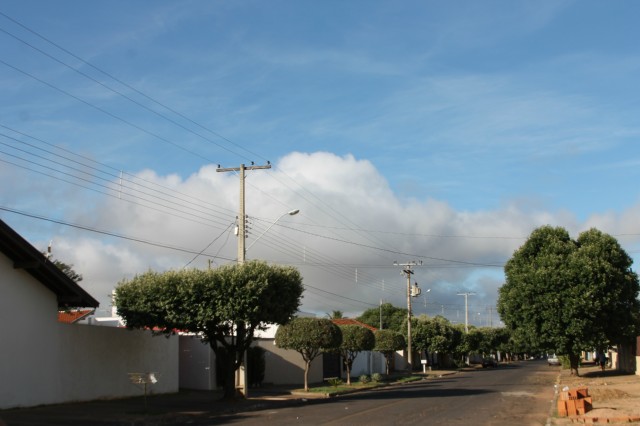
214,361 -> 558,425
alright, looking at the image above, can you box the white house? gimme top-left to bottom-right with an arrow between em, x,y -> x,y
0,219 -> 179,409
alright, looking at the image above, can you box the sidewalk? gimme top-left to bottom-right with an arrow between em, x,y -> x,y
0,371 -> 458,425
549,365 -> 640,425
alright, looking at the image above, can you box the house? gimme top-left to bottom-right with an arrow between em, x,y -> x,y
0,219 -> 178,409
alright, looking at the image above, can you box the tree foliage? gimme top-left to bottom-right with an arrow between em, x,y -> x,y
275,317 -> 342,391
336,325 -> 375,385
45,255 -> 83,283
357,303 -> 407,332
498,226 -> 640,375
374,329 -> 405,375
114,260 -> 303,398
412,315 -> 458,355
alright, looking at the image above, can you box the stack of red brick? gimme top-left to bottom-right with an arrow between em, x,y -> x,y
557,387 -> 592,417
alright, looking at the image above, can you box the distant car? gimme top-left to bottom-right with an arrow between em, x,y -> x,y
548,355 -> 560,366
482,357 -> 498,368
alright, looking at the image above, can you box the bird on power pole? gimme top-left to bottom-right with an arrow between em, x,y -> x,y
216,162 -> 271,264
394,260 -> 422,372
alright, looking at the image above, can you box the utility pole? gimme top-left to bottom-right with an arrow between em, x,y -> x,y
216,162 -> 270,398
457,292 -> 475,333
394,260 -> 422,372
216,162 -> 271,264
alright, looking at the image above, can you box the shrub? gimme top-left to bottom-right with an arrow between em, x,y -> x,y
359,375 -> 370,384
327,377 -> 343,388
371,373 -> 382,383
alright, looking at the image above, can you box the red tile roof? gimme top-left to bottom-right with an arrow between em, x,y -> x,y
331,318 -> 377,331
58,309 -> 94,324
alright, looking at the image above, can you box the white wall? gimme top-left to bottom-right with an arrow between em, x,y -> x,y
347,351 -> 386,378
0,255 -> 179,409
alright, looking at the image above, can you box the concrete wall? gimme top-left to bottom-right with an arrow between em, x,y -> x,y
342,351 -> 386,379
178,336 -> 325,389
0,255 -> 179,409
254,338 -> 324,386
179,335 -> 216,390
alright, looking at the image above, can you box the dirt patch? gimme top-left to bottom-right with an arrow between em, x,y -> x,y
550,366 -> 640,425
589,387 -> 631,401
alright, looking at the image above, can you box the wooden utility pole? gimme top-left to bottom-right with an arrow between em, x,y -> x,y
216,162 -> 271,264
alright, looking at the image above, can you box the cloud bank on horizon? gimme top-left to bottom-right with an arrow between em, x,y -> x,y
1,1 -> 639,322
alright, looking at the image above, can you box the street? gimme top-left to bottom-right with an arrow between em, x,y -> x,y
214,360 -> 558,425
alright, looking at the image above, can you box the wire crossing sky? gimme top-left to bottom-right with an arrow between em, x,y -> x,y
1,1 -> 639,321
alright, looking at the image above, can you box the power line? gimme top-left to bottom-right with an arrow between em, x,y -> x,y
0,206 -> 235,262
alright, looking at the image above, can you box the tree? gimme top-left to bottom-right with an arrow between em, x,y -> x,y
275,317 -> 342,391
374,329 -> 405,375
412,315 -> 456,354
411,315 -> 459,367
327,310 -> 344,319
114,260 -> 303,399
498,226 -> 640,375
357,303 -> 407,332
44,254 -> 83,283
336,325 -> 375,385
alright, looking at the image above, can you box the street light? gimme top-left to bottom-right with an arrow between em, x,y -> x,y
245,209 -> 300,254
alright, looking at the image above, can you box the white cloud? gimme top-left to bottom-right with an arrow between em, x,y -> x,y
8,150 -> 633,321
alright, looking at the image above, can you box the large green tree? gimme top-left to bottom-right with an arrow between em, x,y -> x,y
412,315 -> 457,355
275,317 -> 342,391
357,303 -> 407,332
498,226 -> 639,375
114,260 -> 303,399
336,324 -> 375,385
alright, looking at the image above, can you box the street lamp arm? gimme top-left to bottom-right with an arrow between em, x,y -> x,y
245,209 -> 299,253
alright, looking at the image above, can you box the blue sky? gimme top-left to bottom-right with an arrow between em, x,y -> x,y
1,1 -> 639,322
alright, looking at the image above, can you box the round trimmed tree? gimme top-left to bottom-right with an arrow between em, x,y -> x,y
275,317 -> 342,391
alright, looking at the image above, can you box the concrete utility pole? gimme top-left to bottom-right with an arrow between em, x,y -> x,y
394,260 -> 422,371
457,292 -> 475,333
216,162 -> 271,264
216,162 -> 270,398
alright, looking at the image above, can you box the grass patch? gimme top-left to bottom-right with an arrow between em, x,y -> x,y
303,374 -> 423,394
393,375 -> 423,384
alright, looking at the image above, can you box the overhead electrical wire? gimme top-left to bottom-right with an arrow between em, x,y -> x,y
0,123 -> 237,218
0,132 -> 236,227
0,205 -> 235,262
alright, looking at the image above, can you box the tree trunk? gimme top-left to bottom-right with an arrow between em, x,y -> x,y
345,359 -> 352,385
212,342 -> 241,400
569,353 -> 581,376
304,360 -> 310,391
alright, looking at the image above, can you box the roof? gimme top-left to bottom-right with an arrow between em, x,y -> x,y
0,219 -> 99,308
331,318 -> 377,331
58,309 -> 95,324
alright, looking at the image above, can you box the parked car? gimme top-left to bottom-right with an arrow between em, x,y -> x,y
482,357 -> 498,368
548,355 -> 560,366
